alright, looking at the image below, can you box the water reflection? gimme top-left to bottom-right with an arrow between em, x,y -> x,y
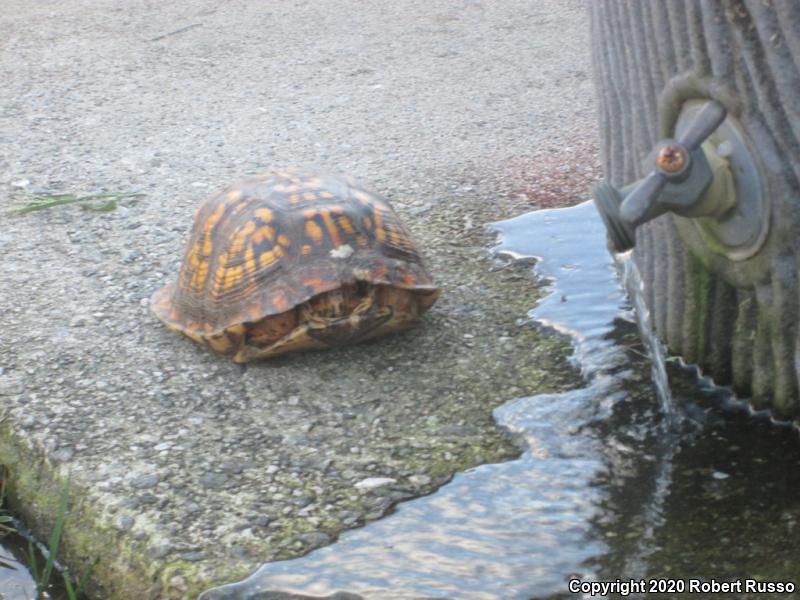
586,350 -> 800,589
0,536 -> 38,600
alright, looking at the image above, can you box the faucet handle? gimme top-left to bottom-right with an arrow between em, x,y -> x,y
619,101 -> 727,228
619,170 -> 668,226
680,100 -> 727,151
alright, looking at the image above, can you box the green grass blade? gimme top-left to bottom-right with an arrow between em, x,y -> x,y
8,191 -> 145,214
40,478 -> 70,589
80,200 -> 118,212
62,568 -> 77,600
74,557 -> 100,597
12,197 -> 81,214
27,540 -> 40,586
0,465 -> 8,507
61,556 -> 99,600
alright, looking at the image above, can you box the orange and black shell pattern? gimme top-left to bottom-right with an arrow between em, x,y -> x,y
150,167 -> 440,361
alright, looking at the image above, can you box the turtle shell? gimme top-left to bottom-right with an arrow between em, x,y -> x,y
151,167 -> 439,351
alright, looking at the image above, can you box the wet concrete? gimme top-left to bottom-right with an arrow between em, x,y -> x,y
0,1 -> 597,597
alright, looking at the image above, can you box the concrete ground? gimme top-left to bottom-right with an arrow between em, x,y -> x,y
0,1 -> 598,598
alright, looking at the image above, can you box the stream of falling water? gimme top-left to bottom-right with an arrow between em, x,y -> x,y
201,201 -> 680,600
620,258 -> 675,429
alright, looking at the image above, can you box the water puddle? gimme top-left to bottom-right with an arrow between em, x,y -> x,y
0,540 -> 38,600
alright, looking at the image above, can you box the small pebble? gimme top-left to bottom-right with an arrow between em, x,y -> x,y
51,447 -> 74,463
297,531 -> 331,549
169,575 -> 188,592
130,473 -> 160,489
150,542 -> 172,559
354,477 -> 397,491
180,551 -> 207,562
200,472 -> 229,489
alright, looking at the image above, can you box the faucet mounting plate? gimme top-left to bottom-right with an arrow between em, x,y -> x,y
671,99 -> 768,262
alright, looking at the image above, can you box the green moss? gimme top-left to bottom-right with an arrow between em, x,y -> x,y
689,254 -> 713,366
0,425 -> 230,599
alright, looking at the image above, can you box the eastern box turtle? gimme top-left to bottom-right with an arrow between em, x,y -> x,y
150,167 -> 440,362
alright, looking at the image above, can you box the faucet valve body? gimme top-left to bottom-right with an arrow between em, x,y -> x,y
594,99 -> 767,260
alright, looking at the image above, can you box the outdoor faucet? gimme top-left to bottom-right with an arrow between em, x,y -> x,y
593,101 -> 736,253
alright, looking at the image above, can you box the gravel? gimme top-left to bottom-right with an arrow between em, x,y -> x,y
0,0 -> 597,598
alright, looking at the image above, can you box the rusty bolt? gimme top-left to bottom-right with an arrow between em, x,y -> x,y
655,143 -> 689,174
